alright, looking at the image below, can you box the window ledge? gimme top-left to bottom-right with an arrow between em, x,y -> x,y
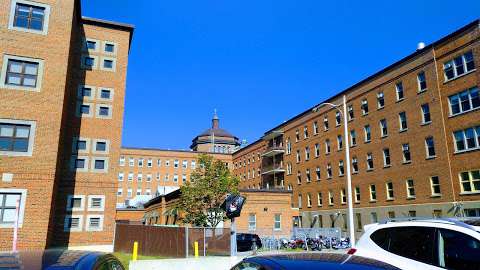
366,169 -> 374,172
352,171 -> 358,175
377,106 -> 385,111
430,194 -> 442,198
426,156 -> 436,160
351,144 -> 357,148
443,69 -> 476,84
381,135 -> 388,139
396,98 -> 405,103
460,191 -> 480,196
402,161 -> 412,165
449,106 -> 480,118
369,200 -> 377,203
383,165 -> 392,169
454,148 -> 480,155
417,89 -> 427,94
364,140 -> 371,144
386,198 -> 394,201
421,121 -> 432,126
399,128 -> 408,133
339,174 -> 345,177
406,196 -> 416,200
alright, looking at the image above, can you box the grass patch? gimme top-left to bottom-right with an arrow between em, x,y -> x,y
113,252 -> 167,270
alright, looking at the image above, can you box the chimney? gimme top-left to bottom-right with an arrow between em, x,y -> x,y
212,109 -> 219,129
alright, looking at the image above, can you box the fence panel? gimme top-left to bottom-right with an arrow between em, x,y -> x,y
114,224 -> 186,258
187,227 -> 231,256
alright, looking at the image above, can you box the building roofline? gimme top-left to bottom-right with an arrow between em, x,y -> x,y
81,16 -> 135,31
239,189 -> 293,194
232,138 -> 264,156
121,146 -> 233,156
264,19 -> 480,135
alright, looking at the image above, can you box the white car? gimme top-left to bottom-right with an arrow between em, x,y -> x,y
350,218 -> 480,270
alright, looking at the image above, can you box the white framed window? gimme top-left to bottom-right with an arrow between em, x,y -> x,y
328,191 -> 333,205
315,166 -> 320,180
303,126 -> 309,139
448,87 -> 480,116
77,85 -> 96,101
80,54 -> 98,70
0,55 -> 45,92
164,174 -> 169,181
0,189 -> 27,228
383,148 -> 391,167
295,130 -> 300,142
91,157 -> 109,173
335,111 -> 341,126
83,38 -> 100,53
118,172 -> 124,182
395,81 -> 404,101
352,157 -> 358,173
421,103 -> 431,124
337,135 -> 343,150
350,130 -> 357,146
425,137 -> 436,158
453,126 -> 480,153
417,71 -> 427,92
66,195 -> 85,211
129,157 -> 134,167
127,189 -> 132,197
307,193 -> 312,207
313,121 -> 318,135
274,214 -> 281,230
361,99 -> 369,115
8,0 -> 51,35
138,158 -> 144,167
314,143 -> 320,157
191,160 -> 196,169
406,179 -> 416,198
443,51 -> 475,81
92,139 -> 110,154
173,174 -> 179,183
369,184 -> 377,201
182,174 -> 187,183
71,156 -> 89,172
296,150 -> 300,163
103,41 -> 118,55
304,147 -> 310,160
174,159 -> 179,168
147,174 -> 152,182
0,119 -> 36,157
430,176 -> 441,196
117,188 -> 123,196
323,116 -> 329,131
97,87 -> 114,102
128,172 -> 133,181
64,215 -> 83,232
157,159 -> 162,166
248,214 -> 256,231
377,92 -> 385,108
137,173 -> 143,182
366,153 -> 374,170
364,125 -> 371,142
380,119 -> 388,137
147,158 -> 153,167
399,112 -> 408,131
402,143 -> 411,163
325,139 -> 331,154
354,186 -> 360,202
119,156 -> 125,166
86,214 -> 104,232
386,182 -> 394,200
340,189 -> 346,204
317,192 -> 322,206
348,105 -> 354,120
459,170 -> 480,194
100,57 -> 116,72
87,195 -> 105,211
338,160 -> 344,176
306,169 -> 311,182
326,164 -> 332,178
76,102 -> 93,118
95,104 -> 112,119
298,194 -> 303,208
136,189 -> 142,195
182,160 -> 188,169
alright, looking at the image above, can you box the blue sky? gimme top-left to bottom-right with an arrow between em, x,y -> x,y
81,0 -> 479,150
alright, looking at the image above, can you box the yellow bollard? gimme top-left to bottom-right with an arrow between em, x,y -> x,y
132,241 -> 138,261
194,241 -> 199,258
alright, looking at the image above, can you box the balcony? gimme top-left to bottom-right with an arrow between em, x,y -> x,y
261,164 -> 285,175
262,145 -> 285,157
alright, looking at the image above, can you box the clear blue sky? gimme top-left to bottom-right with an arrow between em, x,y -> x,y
81,0 -> 479,150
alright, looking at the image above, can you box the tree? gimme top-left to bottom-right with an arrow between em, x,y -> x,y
177,154 -> 239,227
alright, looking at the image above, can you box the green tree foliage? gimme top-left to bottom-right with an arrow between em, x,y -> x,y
177,154 -> 239,227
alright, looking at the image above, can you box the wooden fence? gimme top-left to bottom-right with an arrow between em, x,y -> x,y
114,224 -> 230,258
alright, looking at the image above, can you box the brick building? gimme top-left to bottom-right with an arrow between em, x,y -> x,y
233,20 -> 480,233
0,0 -> 132,251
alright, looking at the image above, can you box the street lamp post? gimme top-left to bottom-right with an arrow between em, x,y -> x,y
314,95 -> 355,247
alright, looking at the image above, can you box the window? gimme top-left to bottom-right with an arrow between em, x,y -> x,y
364,125 -> 371,142
327,164 -> 332,178
88,195 -> 105,211
104,42 -> 116,54
173,174 -> 179,183
417,71 -> 427,92
402,143 -> 411,163
77,85 -> 95,100
325,139 -> 331,154
399,112 -> 408,131
274,214 -> 281,230
1,55 -> 44,91
136,189 -> 142,195
354,186 -> 360,202
81,55 -> 98,69
182,160 -> 188,169
64,215 -> 83,232
367,153 -> 374,170
146,174 -> 152,182
395,82 -> 404,101
98,88 -> 113,101
459,170 -> 480,193
306,169 -> 311,182
425,137 -> 436,158
66,195 -> 84,211
444,51 -> 475,81
72,156 -> 88,172
315,167 -> 321,180
93,140 -> 109,153
352,157 -> 358,173
340,189 -> 346,204
96,104 -> 112,119
386,182 -> 394,200
350,130 -> 357,146
430,176 -> 441,196
383,148 -> 391,167
92,158 -> 108,173
296,150 -> 300,163
86,215 -> 104,231
0,120 -> 35,156
356,213 -> 362,231
313,121 -> 318,135
147,159 -> 153,167
118,173 -> 124,182
380,119 -> 388,137
119,156 -> 125,166
335,111 -> 341,126
191,160 -> 196,169
454,126 -> 480,152
303,126 -> 309,139
304,147 -> 310,160
9,1 -> 50,34
371,227 -> 436,266
127,189 -> 132,197
117,188 -> 123,196
286,138 -> 291,154
287,163 -> 292,175
406,179 -> 416,198
297,171 -> 301,184
449,87 -> 480,116
295,130 -> 299,142
314,143 -> 320,157
377,92 -> 385,108
76,102 -> 93,118
361,99 -> 369,115
369,185 -> 377,201
307,193 -> 312,207
437,228 -> 480,269
298,194 -> 303,208
129,157 -> 134,167
317,192 -> 322,206
182,174 -> 187,183
165,159 -> 170,166
248,214 -> 256,231
323,115 -> 329,131
138,158 -> 144,167
370,212 -> 378,223
101,57 -> 116,71
328,191 -> 334,205
419,103 -> 432,124
127,172 -> 133,181
388,211 -> 395,219
337,135 -> 343,150
338,160 -> 344,176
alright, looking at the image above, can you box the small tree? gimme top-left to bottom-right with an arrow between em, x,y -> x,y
177,154 -> 239,227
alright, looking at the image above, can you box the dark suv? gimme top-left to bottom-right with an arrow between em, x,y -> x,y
237,233 -> 262,252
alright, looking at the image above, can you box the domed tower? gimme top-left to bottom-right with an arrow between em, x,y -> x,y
190,110 -> 240,153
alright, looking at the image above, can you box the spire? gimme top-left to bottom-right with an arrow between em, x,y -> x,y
212,109 -> 219,129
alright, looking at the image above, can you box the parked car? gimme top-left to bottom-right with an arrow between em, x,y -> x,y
237,233 -> 262,252
231,253 -> 400,270
351,218 -> 480,270
0,249 -> 124,270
